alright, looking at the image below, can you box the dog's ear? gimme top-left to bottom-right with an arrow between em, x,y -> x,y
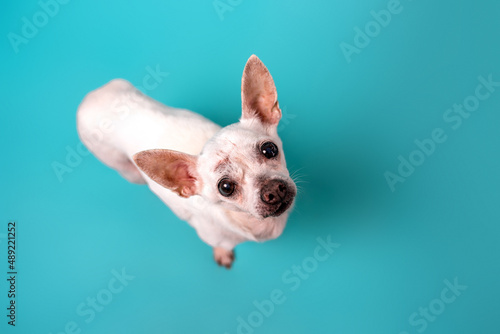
241,55 -> 281,126
133,149 -> 201,198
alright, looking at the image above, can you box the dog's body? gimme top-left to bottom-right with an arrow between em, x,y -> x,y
77,55 -> 296,268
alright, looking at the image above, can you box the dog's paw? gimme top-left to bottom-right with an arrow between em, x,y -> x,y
213,247 -> 235,269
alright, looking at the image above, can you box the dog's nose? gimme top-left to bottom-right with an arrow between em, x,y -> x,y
260,179 -> 288,205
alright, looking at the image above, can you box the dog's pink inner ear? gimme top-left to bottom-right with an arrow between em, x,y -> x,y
241,55 -> 282,126
133,149 -> 200,198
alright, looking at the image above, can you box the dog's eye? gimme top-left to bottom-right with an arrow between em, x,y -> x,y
218,178 -> 235,197
261,142 -> 279,159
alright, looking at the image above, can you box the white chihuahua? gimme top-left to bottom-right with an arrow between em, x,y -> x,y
77,55 -> 296,268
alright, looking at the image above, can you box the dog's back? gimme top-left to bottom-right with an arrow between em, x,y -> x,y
76,79 -> 221,183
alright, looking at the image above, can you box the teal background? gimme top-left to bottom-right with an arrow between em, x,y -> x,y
1,0 -> 499,333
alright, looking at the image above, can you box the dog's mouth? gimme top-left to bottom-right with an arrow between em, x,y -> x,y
272,199 -> 293,217
263,198 -> 293,218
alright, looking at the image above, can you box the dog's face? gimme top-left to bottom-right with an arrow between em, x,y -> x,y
197,119 -> 296,219
134,55 -> 296,220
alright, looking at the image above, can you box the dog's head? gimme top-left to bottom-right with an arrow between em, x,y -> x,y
134,55 -> 296,222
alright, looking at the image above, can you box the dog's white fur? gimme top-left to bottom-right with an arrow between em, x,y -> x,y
77,55 -> 296,268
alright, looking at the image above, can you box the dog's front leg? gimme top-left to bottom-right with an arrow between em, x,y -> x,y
213,247 -> 235,269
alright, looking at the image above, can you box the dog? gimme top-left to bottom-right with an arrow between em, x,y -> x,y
77,55 -> 296,268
